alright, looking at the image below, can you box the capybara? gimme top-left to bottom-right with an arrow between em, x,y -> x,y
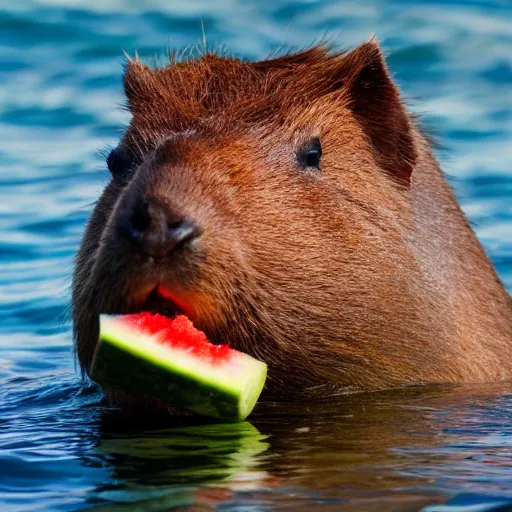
72,39 -> 512,399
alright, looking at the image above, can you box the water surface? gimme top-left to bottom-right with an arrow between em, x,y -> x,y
1,1 -> 511,510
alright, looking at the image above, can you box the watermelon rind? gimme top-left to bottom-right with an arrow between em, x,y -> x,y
90,315 -> 267,421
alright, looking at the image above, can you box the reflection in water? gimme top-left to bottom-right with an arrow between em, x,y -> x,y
84,416 -> 271,510
68,384 -> 512,511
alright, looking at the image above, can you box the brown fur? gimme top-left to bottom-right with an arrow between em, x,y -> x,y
72,39 -> 512,399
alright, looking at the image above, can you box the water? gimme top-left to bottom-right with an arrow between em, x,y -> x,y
1,0 -> 511,510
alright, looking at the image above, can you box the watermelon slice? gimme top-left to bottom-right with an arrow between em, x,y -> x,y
90,312 -> 267,421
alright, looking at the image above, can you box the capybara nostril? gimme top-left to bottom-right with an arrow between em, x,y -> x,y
165,219 -> 200,252
117,201 -> 150,245
140,218 -> 198,259
118,201 -> 199,259
130,202 -> 151,235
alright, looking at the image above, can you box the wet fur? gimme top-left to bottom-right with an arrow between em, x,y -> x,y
73,40 -> 512,399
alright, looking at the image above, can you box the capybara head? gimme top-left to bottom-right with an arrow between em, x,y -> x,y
72,40 -> 467,397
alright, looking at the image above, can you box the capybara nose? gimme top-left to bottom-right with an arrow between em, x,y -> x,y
118,201 -> 199,258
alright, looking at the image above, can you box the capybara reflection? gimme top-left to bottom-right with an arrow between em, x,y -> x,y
72,40 -> 512,399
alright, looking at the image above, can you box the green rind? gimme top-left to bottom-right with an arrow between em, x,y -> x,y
99,317 -> 249,393
90,315 -> 267,421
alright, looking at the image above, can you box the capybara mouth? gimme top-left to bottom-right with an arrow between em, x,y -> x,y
140,287 -> 184,320
155,284 -> 197,322
135,284 -> 227,347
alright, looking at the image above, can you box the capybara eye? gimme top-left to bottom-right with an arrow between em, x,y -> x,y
106,147 -> 132,179
299,138 -> 322,170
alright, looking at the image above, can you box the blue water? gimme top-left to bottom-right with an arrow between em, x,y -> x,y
1,1 -> 511,511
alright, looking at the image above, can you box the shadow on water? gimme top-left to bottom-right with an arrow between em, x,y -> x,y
74,384 -> 512,511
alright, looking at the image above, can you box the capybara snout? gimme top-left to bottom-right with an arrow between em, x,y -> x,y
72,39 -> 512,399
116,187 -> 201,260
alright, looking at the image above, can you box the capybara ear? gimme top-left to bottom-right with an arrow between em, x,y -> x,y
123,58 -> 160,112
339,39 -> 417,186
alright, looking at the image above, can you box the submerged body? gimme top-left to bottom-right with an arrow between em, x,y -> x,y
72,40 -> 512,399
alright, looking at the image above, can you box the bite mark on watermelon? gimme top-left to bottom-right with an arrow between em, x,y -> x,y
123,312 -> 233,364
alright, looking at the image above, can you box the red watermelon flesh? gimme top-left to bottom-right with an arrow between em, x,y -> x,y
123,313 -> 233,363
